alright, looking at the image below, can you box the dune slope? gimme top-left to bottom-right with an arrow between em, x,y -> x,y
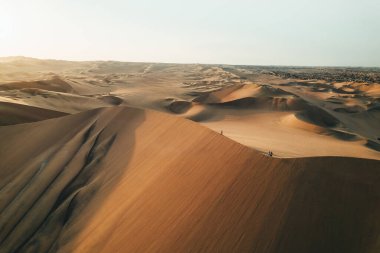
0,102 -> 67,126
0,106 -> 379,253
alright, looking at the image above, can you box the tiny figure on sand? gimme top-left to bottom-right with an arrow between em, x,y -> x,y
220,130 -> 223,135
268,151 -> 273,157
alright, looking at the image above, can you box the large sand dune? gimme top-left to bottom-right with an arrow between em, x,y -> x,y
0,106 -> 379,253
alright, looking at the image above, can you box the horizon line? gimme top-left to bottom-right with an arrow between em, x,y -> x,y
1,55 -> 380,69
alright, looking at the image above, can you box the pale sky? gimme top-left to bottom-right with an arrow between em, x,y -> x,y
0,0 -> 379,66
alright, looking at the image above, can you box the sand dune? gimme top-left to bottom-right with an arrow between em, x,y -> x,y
171,83 -> 379,158
0,89 -> 115,114
295,105 -> 340,128
0,106 -> 379,253
165,99 -> 192,114
0,77 -> 74,93
193,83 -> 292,104
0,101 -> 67,125
98,95 -> 124,105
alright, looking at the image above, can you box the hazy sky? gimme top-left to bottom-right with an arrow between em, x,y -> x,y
0,0 -> 379,66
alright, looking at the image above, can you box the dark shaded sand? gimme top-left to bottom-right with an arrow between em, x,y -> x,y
0,102 -> 67,126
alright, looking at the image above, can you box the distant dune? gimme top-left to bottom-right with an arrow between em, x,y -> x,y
0,77 -> 74,93
0,106 -> 379,252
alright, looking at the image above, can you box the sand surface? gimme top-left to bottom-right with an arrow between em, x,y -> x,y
0,106 -> 379,252
0,57 -> 379,252
1,57 -> 379,159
